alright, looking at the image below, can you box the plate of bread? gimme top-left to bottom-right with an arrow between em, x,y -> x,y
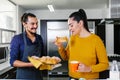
28,56 -> 62,70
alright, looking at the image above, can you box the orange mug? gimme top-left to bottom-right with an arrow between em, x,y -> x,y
70,61 -> 79,72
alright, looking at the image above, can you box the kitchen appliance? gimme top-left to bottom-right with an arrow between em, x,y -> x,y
0,47 -> 8,63
114,24 -> 120,55
47,21 -> 69,77
88,21 -> 95,33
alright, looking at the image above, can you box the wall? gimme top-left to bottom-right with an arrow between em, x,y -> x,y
16,5 -> 26,34
26,9 -> 109,20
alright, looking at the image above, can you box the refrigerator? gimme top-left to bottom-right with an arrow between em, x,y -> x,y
47,21 -> 69,77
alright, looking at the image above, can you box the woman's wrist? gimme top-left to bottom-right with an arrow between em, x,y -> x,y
58,47 -> 62,49
88,66 -> 92,72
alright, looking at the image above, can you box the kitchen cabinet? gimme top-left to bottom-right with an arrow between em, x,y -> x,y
99,70 -> 109,79
0,67 -> 16,79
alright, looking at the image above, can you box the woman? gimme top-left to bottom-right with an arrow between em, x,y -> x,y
54,9 -> 109,79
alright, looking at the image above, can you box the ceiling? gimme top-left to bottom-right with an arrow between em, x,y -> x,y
9,0 -> 109,10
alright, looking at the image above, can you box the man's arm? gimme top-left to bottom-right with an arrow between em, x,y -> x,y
13,60 -> 33,67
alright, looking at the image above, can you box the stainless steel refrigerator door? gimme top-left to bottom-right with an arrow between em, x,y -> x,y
47,21 -> 69,76
88,21 -> 95,33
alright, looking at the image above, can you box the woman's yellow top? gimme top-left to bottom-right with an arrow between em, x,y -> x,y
58,34 -> 109,79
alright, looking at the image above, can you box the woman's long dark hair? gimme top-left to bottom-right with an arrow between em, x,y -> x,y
69,9 -> 90,32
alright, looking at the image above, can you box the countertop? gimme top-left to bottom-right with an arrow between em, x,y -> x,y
0,60 -> 13,75
0,59 -> 120,77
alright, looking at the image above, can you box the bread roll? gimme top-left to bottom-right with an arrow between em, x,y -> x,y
39,64 -> 53,70
39,56 -> 59,64
39,63 -> 62,70
28,56 -> 42,69
28,56 -> 61,70
57,36 -> 68,42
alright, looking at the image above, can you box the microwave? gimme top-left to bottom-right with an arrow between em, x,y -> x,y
0,47 -> 8,63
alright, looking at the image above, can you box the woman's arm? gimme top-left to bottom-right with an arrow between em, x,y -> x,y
91,36 -> 109,72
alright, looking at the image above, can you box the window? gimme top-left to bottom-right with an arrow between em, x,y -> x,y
0,29 -> 15,43
0,0 -> 16,44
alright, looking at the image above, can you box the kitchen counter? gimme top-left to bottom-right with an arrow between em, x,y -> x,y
0,59 -> 16,79
0,59 -> 120,79
46,78 -> 118,80
0,60 -> 13,75
0,61 -> 118,73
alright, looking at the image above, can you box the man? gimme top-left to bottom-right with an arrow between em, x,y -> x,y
10,13 -> 44,80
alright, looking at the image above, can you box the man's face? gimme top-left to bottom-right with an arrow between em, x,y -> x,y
24,16 -> 38,34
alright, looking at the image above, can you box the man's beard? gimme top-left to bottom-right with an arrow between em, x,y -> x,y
28,29 -> 36,35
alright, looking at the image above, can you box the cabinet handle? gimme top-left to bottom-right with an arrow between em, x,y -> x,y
13,70 -> 16,73
3,74 -> 9,79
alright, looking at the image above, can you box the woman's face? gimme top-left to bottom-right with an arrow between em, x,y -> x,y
68,17 -> 81,36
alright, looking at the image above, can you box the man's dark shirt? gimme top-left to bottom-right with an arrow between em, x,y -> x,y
10,32 -> 44,66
